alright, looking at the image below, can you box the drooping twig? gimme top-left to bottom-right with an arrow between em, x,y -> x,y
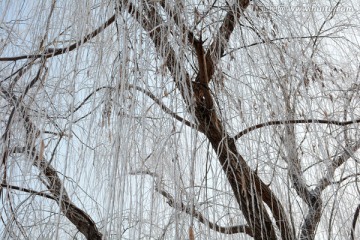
0,14 -> 117,61
125,2 -> 293,239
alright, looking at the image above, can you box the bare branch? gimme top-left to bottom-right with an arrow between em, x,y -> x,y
234,118 -> 360,140
0,14 -> 117,61
1,183 -> 71,207
123,2 -> 193,103
128,84 -> 196,130
1,84 -> 102,239
223,35 -> 345,56
203,0 -> 250,84
351,204 -> 360,240
129,170 -> 253,236
125,2 -> 293,239
316,140 -> 360,193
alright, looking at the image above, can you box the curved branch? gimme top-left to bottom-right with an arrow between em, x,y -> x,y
1,183 -> 102,237
158,187 -> 253,236
331,173 -> 360,185
29,145 -> 103,240
351,204 -> 360,240
0,14 -> 117,61
223,35 -> 339,57
1,183 -> 66,203
234,118 -> 360,140
1,62 -> 47,141
129,170 -> 253,236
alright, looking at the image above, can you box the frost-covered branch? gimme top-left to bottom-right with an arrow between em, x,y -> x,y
0,14 -> 117,61
202,0 -> 250,84
234,118 -> 360,140
129,170 -> 253,236
124,2 -> 293,239
351,204 -> 360,240
128,84 -> 196,129
0,84 -> 102,239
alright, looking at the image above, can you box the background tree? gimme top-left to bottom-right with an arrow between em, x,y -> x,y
1,0 -> 360,239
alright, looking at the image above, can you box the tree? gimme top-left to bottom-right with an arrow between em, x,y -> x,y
1,0 -> 360,239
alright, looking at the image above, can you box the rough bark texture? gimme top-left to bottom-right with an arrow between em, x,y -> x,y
125,1 -> 294,239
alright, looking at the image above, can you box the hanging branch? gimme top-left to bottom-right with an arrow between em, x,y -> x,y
123,2 -> 294,239
0,14 -> 117,61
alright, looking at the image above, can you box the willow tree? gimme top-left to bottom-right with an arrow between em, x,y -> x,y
1,0 -> 360,239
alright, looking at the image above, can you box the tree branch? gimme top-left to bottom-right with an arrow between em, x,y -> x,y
299,139 -> 360,239
203,0 -> 250,84
0,14 -> 117,61
125,2 -> 293,239
123,1 -> 193,104
1,84 -> 102,239
316,140 -> 360,193
129,170 -> 253,236
351,203 -> 360,240
223,35 -> 342,57
69,83 -> 196,129
128,84 -> 196,130
234,118 -> 360,140
0,183 -> 85,212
